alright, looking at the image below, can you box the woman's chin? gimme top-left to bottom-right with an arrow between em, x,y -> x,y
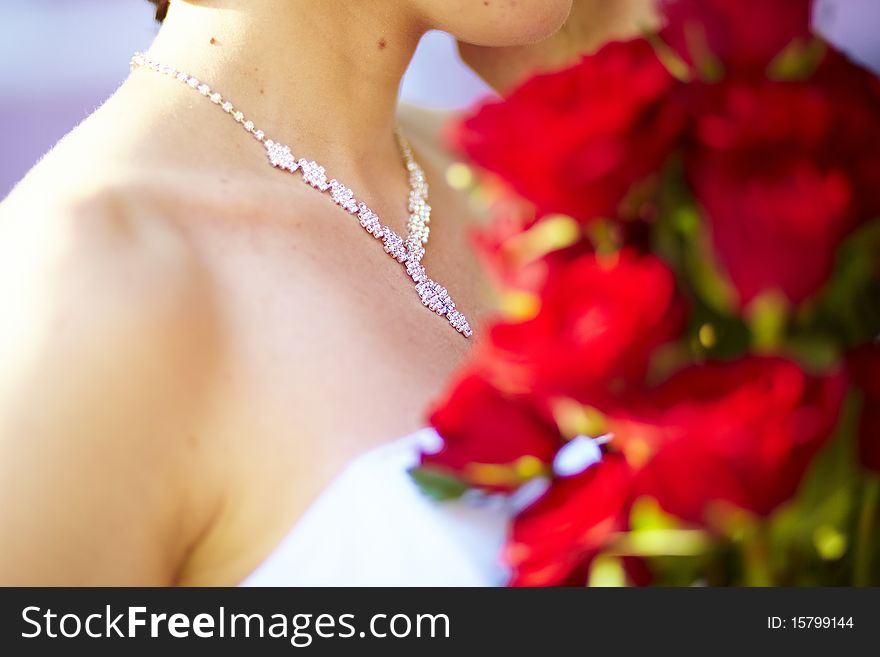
448,0 -> 573,49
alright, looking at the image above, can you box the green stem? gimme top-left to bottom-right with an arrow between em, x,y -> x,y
853,476 -> 879,586
741,523 -> 774,586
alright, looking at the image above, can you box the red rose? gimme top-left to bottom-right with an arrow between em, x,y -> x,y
506,453 -> 634,586
659,0 -> 813,76
422,371 -> 561,492
814,49 -> 880,221
689,80 -> 832,152
487,249 -> 684,402
684,76 -> 878,305
847,343 -> 880,473
457,39 -> 687,221
608,357 -> 847,522
690,152 -> 854,306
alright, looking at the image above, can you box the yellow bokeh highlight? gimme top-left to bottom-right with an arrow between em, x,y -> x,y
698,322 -> 717,349
514,455 -> 546,480
553,399 -> 608,440
506,214 -> 581,264
607,529 -> 712,557
813,525 -> 847,561
588,555 -> 627,587
445,163 -> 474,191
629,496 -> 678,532
499,290 -> 541,321
464,457 -> 548,488
464,463 -> 519,488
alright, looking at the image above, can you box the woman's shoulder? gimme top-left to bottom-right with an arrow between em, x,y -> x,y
0,110 -> 223,472
0,151 -> 225,583
1,90 -> 224,311
0,130 -> 222,450
0,157 -> 211,338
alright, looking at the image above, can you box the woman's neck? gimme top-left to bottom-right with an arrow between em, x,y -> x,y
145,0 -> 424,174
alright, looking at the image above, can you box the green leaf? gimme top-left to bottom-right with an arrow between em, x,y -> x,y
652,164 -> 739,318
764,393 -> 862,584
684,22 -> 724,82
683,236 -> 739,318
745,290 -> 790,352
408,466 -> 470,501
800,218 -> 880,347
768,37 -> 827,81
646,32 -> 693,83
784,334 -> 841,371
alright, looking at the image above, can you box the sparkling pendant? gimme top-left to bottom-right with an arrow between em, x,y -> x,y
264,137 -> 473,338
272,130 -> 476,337
415,278 -> 472,337
130,52 -> 473,335
408,253 -> 473,338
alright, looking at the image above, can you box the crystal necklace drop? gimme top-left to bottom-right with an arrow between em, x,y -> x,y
130,53 -> 473,338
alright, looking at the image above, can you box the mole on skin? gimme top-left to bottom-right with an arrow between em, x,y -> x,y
378,38 -> 387,50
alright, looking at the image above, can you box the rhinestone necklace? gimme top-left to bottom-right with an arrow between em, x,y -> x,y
130,53 -> 473,338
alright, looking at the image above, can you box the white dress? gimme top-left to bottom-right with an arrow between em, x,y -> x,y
238,428 -> 516,587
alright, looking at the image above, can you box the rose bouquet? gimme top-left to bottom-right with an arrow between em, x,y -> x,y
413,0 -> 880,586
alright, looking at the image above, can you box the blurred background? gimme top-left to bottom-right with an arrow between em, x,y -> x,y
1,0 -> 878,198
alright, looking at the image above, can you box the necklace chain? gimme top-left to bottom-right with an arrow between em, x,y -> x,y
130,53 -> 472,338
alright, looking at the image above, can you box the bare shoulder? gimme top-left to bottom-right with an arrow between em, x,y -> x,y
0,84 -> 222,330
0,168 -> 212,353
0,154 -> 223,584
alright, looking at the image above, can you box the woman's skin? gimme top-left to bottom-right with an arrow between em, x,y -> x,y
0,0 -> 650,585
461,0 -> 659,90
